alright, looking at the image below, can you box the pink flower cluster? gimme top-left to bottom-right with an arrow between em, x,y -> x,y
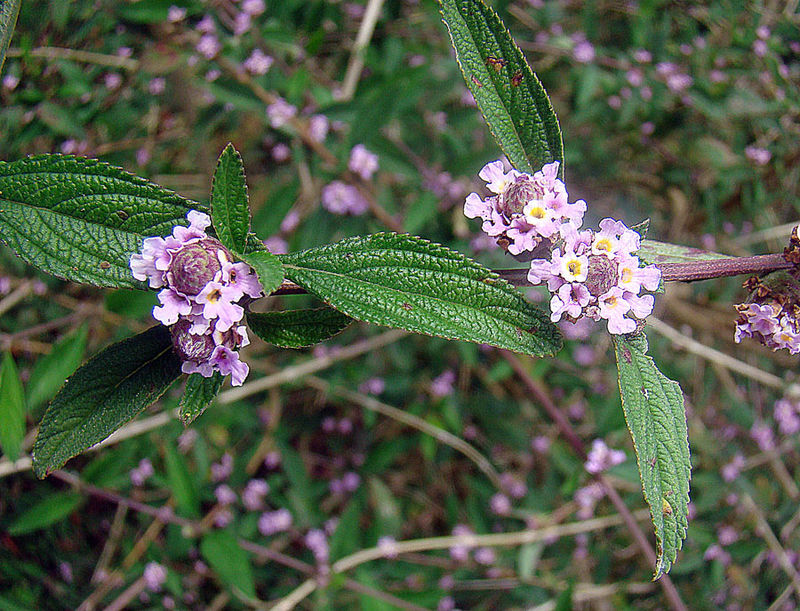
527,219 -> 661,334
464,160 -> 586,255
734,302 -> 800,354
130,211 -> 263,386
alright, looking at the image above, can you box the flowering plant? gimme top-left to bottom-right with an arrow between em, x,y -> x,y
0,0 -> 796,586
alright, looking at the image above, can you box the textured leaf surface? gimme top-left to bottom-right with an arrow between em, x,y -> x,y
200,530 -> 255,599
248,307 -> 352,348
439,0 -> 563,174
242,250 -> 284,297
211,143 -> 250,254
639,239 -> 728,265
0,155 -> 201,288
8,493 -> 83,536
26,324 -> 88,413
0,352 -> 25,461
32,325 -> 182,477
280,233 -> 562,356
0,0 -> 20,74
614,333 -> 691,578
179,373 -> 224,425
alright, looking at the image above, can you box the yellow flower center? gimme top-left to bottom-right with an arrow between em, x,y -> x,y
595,238 -> 612,252
567,260 -> 582,276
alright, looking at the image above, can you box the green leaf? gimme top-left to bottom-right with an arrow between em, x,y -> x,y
0,352 -> 25,460
0,155 -> 200,288
211,144 -> 250,255
614,333 -> 691,579
32,325 -> 182,477
439,0 -> 563,174
179,373 -> 224,426
280,233 -> 561,357
200,530 -> 256,599
26,324 -> 89,413
0,0 -> 20,75
164,443 -> 199,518
241,250 -> 284,297
638,239 -> 729,265
247,307 -> 352,348
7,493 -> 83,536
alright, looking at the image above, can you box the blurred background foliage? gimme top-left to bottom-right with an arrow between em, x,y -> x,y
0,0 -> 799,609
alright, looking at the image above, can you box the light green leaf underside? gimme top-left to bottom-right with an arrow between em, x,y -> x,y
439,0 -> 563,174
614,333 -> 691,579
280,233 -> 561,357
179,373 -> 224,425
247,307 -> 353,348
639,239 -> 729,265
211,143 -> 250,255
32,325 -> 182,477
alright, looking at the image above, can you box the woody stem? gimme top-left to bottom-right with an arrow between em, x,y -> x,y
493,253 -> 792,287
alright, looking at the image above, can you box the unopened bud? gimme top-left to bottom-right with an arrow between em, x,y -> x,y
168,238 -> 231,295
499,175 -> 541,217
171,319 -> 216,363
584,255 -> 618,297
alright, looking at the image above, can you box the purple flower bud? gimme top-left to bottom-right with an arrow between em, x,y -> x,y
171,319 -> 216,363
167,238 -> 230,296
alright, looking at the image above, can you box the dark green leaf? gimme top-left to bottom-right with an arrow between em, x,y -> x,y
638,239 -> 728,265
164,443 -> 199,518
211,143 -> 250,255
247,307 -> 352,348
241,250 -> 284,297
32,325 -> 182,477
7,493 -> 83,536
439,0 -> 563,174
0,155 -> 200,288
614,333 -> 691,578
26,324 -> 89,413
280,233 -> 562,357
200,530 -> 255,599
179,373 -> 224,426
0,352 -> 25,460
0,0 -> 20,75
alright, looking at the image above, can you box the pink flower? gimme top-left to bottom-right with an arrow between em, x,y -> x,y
573,40 -> 595,63
242,0 -> 266,16
321,181 -> 369,215
196,34 -> 221,59
153,288 -> 193,325
210,345 -> 249,386
267,97 -> 297,128
308,115 -> 329,142
167,6 -> 186,23
585,439 -> 626,473
258,509 -> 292,535
243,49 -> 273,75
348,144 -> 379,180
143,562 -> 167,592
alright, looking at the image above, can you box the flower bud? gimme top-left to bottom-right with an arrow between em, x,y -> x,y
168,238 -> 231,295
584,255 -> 618,297
499,175 -> 541,217
171,319 -> 216,363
